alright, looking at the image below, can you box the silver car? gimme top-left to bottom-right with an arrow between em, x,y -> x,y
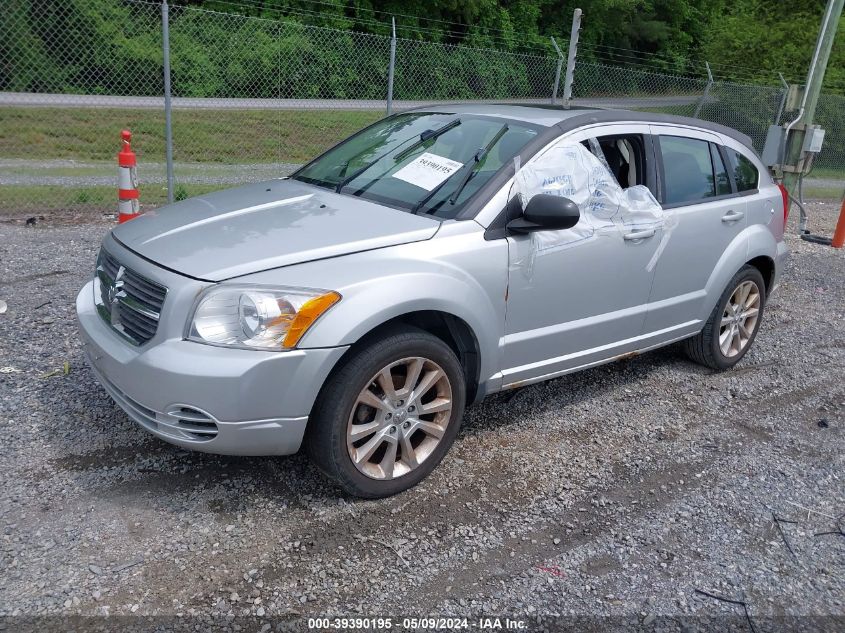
76,105 -> 788,497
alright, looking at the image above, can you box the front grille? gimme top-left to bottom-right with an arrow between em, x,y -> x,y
95,249 -> 167,346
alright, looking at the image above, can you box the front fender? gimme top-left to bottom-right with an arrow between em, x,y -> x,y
238,223 -> 509,393
306,268 -> 500,352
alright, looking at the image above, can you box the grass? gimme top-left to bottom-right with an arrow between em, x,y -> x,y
802,184 -> 845,200
2,105 -> 842,213
0,106 -> 381,213
0,106 -> 382,164
808,167 -> 845,181
0,183 -> 226,214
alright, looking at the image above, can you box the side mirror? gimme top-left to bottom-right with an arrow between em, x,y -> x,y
506,194 -> 580,234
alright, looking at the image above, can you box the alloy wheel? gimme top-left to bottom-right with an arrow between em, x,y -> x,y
346,357 -> 453,480
719,280 -> 761,358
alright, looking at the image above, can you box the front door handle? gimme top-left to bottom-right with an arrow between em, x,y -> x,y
623,228 -> 656,241
721,210 -> 745,223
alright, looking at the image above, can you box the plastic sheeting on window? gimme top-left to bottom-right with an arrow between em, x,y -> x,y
511,142 -> 675,272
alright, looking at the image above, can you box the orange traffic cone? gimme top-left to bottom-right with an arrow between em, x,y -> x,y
832,194 -> 845,249
117,130 -> 140,223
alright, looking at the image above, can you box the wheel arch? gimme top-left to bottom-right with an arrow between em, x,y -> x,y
702,225 -> 777,319
746,254 -> 775,296
320,310 -> 483,405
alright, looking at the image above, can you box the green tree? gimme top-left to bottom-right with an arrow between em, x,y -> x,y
699,0 -> 845,90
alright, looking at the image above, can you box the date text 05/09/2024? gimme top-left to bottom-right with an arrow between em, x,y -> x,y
307,617 -> 528,630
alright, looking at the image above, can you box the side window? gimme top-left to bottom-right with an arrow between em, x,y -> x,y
595,135 -> 645,189
726,149 -> 759,192
658,136 -> 715,204
711,144 -> 732,195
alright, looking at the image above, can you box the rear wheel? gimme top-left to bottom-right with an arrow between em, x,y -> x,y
683,265 -> 766,370
306,327 -> 466,498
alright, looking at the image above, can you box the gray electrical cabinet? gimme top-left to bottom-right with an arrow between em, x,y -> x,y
761,124 -> 826,169
761,125 -> 788,168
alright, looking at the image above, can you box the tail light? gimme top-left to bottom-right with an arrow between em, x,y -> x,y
777,183 -> 790,227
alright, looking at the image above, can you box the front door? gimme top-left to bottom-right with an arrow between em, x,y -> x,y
501,124 -> 665,387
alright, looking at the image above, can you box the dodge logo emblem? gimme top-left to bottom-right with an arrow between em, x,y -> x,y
108,266 -> 126,324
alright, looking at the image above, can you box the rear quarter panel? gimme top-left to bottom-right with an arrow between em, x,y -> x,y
719,134 -> 785,239
698,134 -> 785,320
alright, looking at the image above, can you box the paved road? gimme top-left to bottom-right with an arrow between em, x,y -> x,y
0,91 -> 705,111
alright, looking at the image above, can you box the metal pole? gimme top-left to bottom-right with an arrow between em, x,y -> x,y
692,61 -> 713,119
562,8 -> 582,109
782,0 -> 844,231
162,0 -> 175,204
774,72 -> 789,124
386,17 -> 396,116
550,37 -> 564,105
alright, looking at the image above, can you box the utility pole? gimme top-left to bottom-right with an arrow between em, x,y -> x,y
781,0 -> 843,214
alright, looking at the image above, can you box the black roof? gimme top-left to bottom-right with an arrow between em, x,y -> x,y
412,103 -> 755,151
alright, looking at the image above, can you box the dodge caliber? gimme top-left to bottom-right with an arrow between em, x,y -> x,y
77,105 -> 789,497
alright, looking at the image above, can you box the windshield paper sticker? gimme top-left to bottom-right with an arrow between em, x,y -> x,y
392,152 -> 463,191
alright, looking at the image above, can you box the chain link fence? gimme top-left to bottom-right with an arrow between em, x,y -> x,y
1,0 -> 843,218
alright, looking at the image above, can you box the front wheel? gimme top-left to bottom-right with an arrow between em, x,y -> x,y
683,265 -> 766,370
306,327 -> 466,498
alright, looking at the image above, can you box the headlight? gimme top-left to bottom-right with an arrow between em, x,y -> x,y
187,286 -> 341,350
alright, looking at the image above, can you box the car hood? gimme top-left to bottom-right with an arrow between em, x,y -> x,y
112,179 -> 440,281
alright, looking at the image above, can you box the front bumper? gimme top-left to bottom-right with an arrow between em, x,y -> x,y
76,280 -> 348,456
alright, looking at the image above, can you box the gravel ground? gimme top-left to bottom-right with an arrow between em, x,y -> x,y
0,200 -> 843,632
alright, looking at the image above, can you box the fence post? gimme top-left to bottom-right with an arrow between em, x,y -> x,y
693,61 -> 713,119
562,8 -> 582,108
550,37 -> 564,105
386,17 -> 396,115
774,72 -> 789,124
162,0 -> 175,204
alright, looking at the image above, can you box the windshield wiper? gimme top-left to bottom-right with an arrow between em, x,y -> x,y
393,118 -> 462,162
411,123 -> 509,214
334,118 -> 461,194
448,124 -> 509,205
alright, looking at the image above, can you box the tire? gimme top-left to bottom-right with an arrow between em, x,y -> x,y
305,326 -> 466,498
683,265 -> 766,370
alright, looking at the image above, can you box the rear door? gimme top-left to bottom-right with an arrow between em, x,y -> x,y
642,125 -> 747,335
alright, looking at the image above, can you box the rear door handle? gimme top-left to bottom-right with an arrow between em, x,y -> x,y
721,210 -> 745,223
623,228 -> 656,241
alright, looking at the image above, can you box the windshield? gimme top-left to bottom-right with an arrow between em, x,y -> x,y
293,112 -> 539,219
